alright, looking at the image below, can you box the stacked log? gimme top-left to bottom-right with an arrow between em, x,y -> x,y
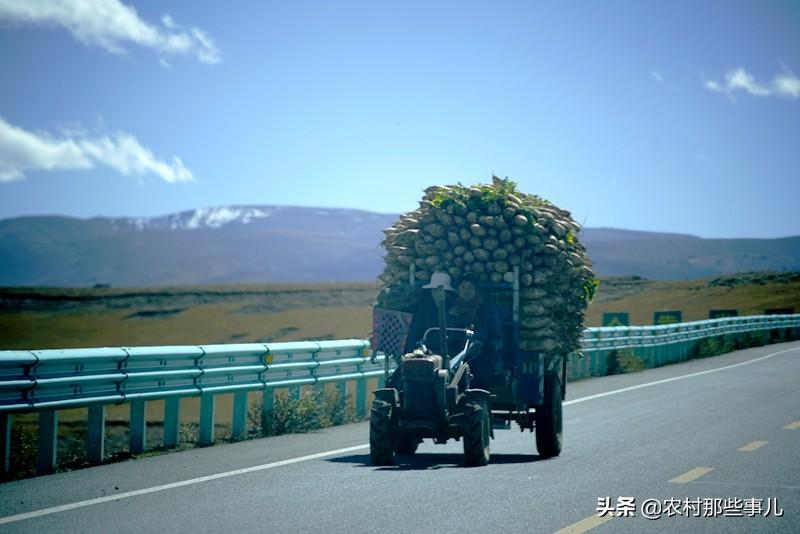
378,177 -> 596,354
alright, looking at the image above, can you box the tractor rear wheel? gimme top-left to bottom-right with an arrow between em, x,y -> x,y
370,399 -> 395,466
535,374 -> 563,458
462,399 -> 490,466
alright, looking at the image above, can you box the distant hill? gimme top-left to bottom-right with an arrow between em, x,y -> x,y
0,207 -> 395,286
0,206 -> 798,286
582,227 -> 800,279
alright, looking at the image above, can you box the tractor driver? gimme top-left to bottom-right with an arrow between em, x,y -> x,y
405,272 -> 505,389
448,275 -> 505,389
405,272 -> 455,353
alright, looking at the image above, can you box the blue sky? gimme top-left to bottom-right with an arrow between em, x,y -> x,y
0,0 -> 798,238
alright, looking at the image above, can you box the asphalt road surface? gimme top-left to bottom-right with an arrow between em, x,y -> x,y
1,341 -> 798,533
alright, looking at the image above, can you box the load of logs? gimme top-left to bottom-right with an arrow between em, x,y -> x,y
378,177 -> 596,355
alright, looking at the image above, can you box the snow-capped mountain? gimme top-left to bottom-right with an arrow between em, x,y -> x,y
108,206 -> 286,231
102,205 -> 392,237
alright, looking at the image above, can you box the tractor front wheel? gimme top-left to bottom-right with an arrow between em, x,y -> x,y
370,399 -> 395,466
462,399 -> 491,466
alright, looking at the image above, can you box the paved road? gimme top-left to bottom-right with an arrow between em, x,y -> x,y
1,341 -> 798,533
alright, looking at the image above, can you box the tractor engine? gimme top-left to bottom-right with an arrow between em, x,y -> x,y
401,352 -> 446,423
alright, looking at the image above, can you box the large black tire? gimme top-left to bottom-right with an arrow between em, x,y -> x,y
462,399 -> 491,466
370,399 -> 395,466
535,374 -> 563,458
395,432 -> 420,455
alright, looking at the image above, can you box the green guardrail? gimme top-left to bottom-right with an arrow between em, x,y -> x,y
1,314 -> 798,477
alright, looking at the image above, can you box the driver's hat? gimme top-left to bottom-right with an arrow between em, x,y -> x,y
422,272 -> 455,292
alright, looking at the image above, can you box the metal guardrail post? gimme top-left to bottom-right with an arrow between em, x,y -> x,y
356,353 -> 367,419
337,382 -> 347,412
164,398 -> 180,448
656,331 -> 664,366
1,414 -> 10,475
37,410 -> 58,475
261,389 -> 274,436
87,404 -> 105,465
130,400 -> 146,454
232,391 -> 248,441
356,378 -> 367,418
640,332 -> 649,367
199,393 -> 215,446
311,345 -> 324,399
666,327 -> 674,362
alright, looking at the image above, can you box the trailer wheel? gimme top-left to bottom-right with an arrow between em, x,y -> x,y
395,432 -> 420,455
535,374 -> 563,458
370,399 -> 395,466
463,399 -> 491,466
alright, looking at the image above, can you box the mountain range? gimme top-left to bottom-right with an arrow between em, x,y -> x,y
1,206 -> 798,286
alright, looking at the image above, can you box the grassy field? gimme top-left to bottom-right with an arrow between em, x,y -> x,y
0,283 -> 377,349
2,272 -> 798,350
585,271 -> 800,325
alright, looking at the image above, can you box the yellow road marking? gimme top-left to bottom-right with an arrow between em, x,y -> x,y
738,440 -> 768,452
552,514 -> 614,534
784,421 -> 800,430
670,467 -> 714,483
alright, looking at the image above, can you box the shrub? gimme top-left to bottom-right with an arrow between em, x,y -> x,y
247,387 -> 357,437
271,390 -> 328,435
606,349 -> 645,374
6,425 -> 37,480
179,422 -> 199,444
616,350 -> 646,373
59,424 -> 88,470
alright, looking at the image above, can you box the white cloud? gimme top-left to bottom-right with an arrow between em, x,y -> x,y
774,73 -> 800,99
651,70 -> 663,83
162,14 -> 176,30
704,67 -> 800,100
726,68 -> 771,96
0,0 -> 219,64
0,116 -> 193,183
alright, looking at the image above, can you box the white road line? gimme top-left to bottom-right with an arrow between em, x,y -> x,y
0,445 -> 369,526
552,512 -> 614,534
1,345 -> 797,526
564,346 -> 799,406
738,440 -> 768,452
670,467 -> 714,484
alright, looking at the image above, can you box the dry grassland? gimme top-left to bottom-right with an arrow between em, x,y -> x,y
2,274 -> 798,351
